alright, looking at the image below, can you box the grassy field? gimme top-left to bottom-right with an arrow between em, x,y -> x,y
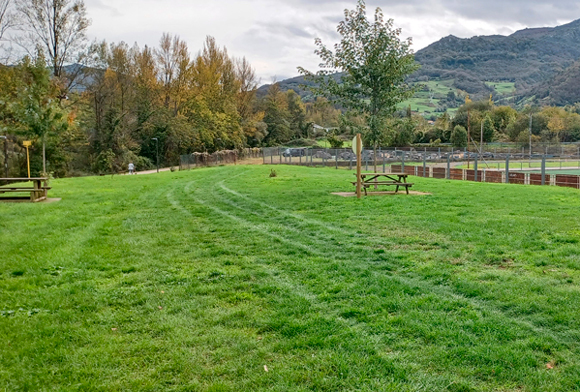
399,79 -> 458,116
485,82 -> 516,96
2,166 -> 580,391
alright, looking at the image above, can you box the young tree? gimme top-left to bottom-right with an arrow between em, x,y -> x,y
299,0 -> 418,170
12,55 -> 70,174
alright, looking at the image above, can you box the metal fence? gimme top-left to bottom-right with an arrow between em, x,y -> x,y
179,148 -> 262,170
263,146 -> 580,190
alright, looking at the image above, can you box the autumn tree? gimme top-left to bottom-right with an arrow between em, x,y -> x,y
262,83 -> 291,145
286,90 -> 307,138
299,0 -> 418,170
235,57 -> 265,145
156,33 -> 191,114
187,36 -> 244,152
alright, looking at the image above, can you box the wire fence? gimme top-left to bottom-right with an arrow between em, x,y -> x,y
263,146 -> 580,190
179,148 -> 262,170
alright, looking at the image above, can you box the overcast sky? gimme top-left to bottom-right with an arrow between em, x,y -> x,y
85,0 -> 579,84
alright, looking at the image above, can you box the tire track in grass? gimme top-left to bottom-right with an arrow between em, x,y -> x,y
219,180 -> 457,255
168,181 -> 441,389
214,173 -> 580,350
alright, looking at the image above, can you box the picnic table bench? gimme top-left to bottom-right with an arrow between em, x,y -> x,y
0,177 -> 51,202
352,173 -> 413,195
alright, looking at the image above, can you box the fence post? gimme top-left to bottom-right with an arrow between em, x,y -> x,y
335,150 -> 338,170
365,151 -> 368,171
423,152 -> 426,177
541,155 -> 546,185
383,150 -> 386,173
401,152 -> 405,173
474,154 -> 478,182
447,154 -> 450,179
350,155 -> 353,171
505,155 -> 510,184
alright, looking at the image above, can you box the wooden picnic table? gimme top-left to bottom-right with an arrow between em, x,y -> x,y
0,177 -> 51,202
353,172 -> 413,195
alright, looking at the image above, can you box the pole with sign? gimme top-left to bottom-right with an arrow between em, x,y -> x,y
23,141 -> 31,178
352,134 -> 362,199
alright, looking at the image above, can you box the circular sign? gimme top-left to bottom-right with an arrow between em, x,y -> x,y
352,136 -> 358,154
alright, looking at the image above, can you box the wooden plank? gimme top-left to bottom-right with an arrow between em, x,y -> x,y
352,182 -> 414,186
360,173 -> 407,176
0,177 -> 48,181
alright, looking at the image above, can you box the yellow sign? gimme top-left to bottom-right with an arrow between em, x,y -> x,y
23,141 -> 31,147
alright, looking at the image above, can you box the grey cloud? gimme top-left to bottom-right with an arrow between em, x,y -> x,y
282,0 -> 580,26
85,0 -> 122,17
82,0 -> 580,83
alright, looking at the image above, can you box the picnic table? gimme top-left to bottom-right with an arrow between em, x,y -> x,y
352,172 -> 413,195
0,177 -> 51,202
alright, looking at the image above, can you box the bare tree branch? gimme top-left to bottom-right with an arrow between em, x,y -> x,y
0,0 -> 16,41
14,0 -> 91,94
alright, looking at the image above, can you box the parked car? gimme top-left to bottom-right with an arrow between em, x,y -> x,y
314,151 -> 332,159
282,148 -> 307,157
339,151 -> 357,160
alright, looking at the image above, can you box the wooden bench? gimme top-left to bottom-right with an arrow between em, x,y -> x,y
0,178 -> 51,202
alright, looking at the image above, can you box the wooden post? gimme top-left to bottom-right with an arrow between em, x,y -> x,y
356,134 -> 362,199
42,133 -> 46,175
23,141 -> 31,179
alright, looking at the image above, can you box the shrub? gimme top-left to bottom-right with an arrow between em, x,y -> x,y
451,125 -> 468,148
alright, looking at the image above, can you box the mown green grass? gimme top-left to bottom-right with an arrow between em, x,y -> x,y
2,166 -> 580,391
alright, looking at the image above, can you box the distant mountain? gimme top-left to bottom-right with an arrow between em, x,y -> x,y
262,19 -> 580,107
413,19 -> 580,98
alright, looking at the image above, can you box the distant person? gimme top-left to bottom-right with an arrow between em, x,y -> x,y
128,162 -> 135,175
